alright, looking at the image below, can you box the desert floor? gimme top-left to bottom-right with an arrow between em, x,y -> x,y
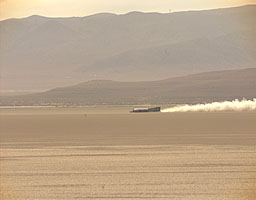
0,107 -> 256,199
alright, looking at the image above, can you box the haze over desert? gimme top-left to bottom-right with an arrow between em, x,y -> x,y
1,2 -> 256,199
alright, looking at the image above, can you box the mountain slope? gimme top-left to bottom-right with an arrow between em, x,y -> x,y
0,5 -> 256,91
83,32 -> 256,80
1,68 -> 255,106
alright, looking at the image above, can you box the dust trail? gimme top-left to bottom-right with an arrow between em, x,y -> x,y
162,99 -> 256,112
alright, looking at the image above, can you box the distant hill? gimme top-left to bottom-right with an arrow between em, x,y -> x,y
0,5 -> 256,92
1,68 -> 255,106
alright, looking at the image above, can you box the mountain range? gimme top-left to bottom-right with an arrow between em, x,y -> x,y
1,68 -> 255,106
0,5 -> 256,92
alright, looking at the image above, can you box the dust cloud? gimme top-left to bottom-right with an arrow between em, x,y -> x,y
162,99 -> 256,112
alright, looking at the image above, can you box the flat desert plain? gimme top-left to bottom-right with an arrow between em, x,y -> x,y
0,107 -> 256,200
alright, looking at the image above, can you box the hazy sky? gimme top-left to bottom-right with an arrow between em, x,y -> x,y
0,0 -> 256,20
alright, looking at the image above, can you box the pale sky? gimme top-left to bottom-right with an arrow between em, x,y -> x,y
0,0 -> 256,20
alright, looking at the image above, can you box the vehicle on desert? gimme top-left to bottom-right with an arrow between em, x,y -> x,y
131,107 -> 161,113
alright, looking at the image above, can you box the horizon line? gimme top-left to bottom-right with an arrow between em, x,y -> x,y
1,4 -> 255,22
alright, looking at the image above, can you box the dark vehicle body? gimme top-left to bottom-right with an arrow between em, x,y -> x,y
131,107 -> 161,113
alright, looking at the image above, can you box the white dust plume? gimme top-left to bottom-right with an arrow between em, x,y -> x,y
162,99 -> 256,113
